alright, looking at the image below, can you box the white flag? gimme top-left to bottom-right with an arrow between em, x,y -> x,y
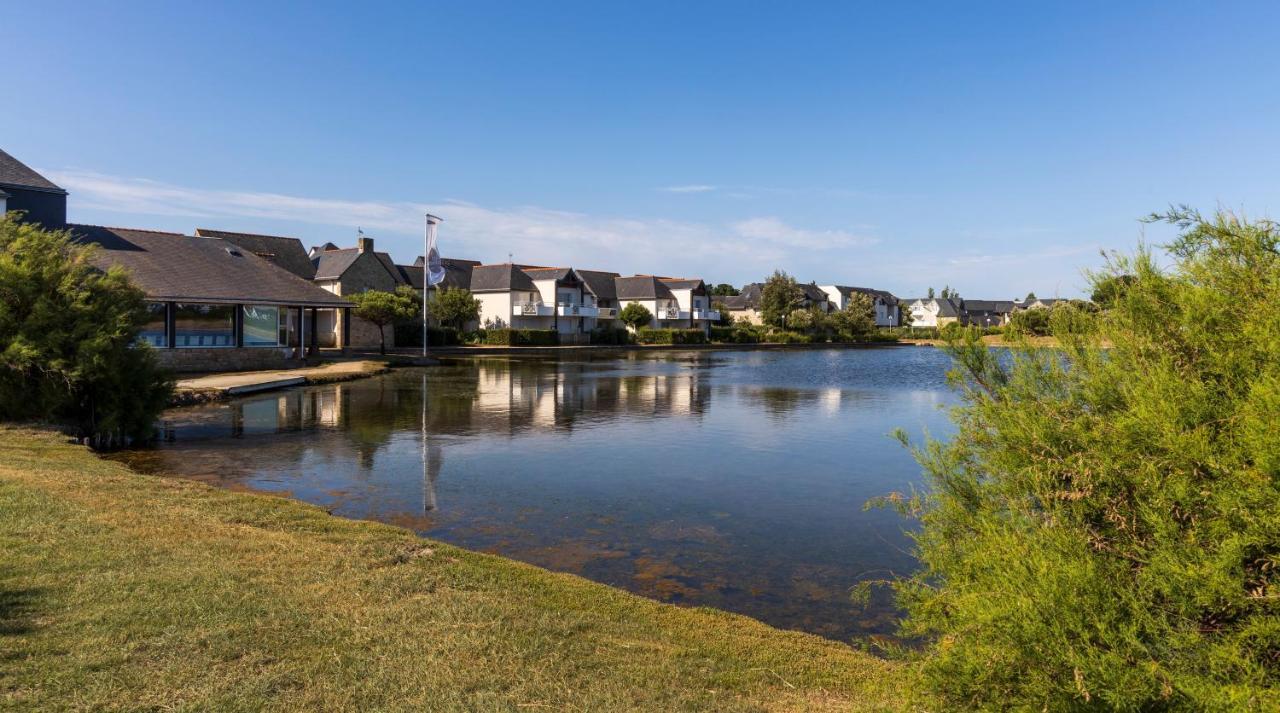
425,216 -> 446,287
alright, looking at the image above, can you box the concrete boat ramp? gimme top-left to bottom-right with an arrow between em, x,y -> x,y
172,360 -> 397,403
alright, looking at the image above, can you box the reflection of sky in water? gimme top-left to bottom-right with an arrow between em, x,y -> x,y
115,347 -> 958,642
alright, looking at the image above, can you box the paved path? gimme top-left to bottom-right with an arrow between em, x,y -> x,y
174,360 -> 393,397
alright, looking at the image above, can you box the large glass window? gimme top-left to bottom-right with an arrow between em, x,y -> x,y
174,303 -> 235,347
243,305 -> 282,347
138,302 -> 168,347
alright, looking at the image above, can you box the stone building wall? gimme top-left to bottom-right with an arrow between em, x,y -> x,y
155,347 -> 303,374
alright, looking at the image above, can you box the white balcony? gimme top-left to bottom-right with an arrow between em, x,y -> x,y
513,302 -> 554,317
658,307 -> 689,320
557,303 -> 598,318
596,307 -> 617,319
694,309 -> 720,321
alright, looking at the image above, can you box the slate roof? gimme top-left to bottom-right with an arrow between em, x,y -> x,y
908,297 -> 962,317
735,283 -> 763,308
0,149 -> 66,193
470,263 -> 538,293
615,275 -> 675,300
194,228 -> 315,280
829,284 -> 897,302
718,294 -> 751,310
962,299 -> 1016,314
799,282 -> 828,303
72,225 -> 349,307
658,278 -> 706,291
309,247 -> 405,284
311,249 -> 362,280
397,257 -> 479,290
577,269 -> 620,301
521,267 -> 576,282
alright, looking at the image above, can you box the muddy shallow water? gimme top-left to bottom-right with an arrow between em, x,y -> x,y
115,347 -> 957,642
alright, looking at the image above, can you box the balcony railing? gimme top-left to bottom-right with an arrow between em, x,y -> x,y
596,307 -> 617,319
658,307 -> 688,320
556,303 -> 599,317
694,309 -> 720,321
513,302 -> 554,317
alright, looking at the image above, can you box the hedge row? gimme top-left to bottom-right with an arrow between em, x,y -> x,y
636,328 -> 708,345
482,328 -> 559,346
393,324 -> 460,347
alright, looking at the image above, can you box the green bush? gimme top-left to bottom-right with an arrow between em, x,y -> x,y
589,327 -> 632,345
482,328 -> 558,346
765,330 -> 809,344
710,325 -> 761,343
0,217 -> 172,446
393,324 -> 459,347
635,328 -> 707,345
882,208 -> 1280,709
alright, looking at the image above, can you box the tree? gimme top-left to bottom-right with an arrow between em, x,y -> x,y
759,270 -> 804,328
1023,290 -> 1038,303
1006,305 -> 1052,336
349,286 -> 419,354
940,285 -> 960,301
832,291 -> 875,339
429,286 -> 480,331
618,302 -> 652,331
879,208 -> 1280,709
1090,274 -> 1135,308
0,216 -> 172,446
926,286 -> 935,299
710,300 -> 735,326
711,283 -> 740,297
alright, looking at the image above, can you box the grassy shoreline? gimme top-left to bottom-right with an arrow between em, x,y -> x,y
0,427 -> 906,711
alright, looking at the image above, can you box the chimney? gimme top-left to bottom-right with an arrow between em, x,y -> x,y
357,236 -> 374,254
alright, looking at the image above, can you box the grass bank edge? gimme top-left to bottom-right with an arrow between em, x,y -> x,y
0,426 -> 909,711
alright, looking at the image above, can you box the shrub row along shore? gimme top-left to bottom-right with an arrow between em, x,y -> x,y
0,427 -> 904,711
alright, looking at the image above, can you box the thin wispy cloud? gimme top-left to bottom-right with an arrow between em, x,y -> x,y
48,170 -> 881,282
657,184 -> 717,193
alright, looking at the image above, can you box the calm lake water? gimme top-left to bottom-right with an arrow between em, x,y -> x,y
114,347 -> 958,642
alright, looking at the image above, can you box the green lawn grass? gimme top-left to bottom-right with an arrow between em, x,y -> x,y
0,427 -> 907,711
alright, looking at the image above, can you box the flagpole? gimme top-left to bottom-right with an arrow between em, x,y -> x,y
422,213 -> 443,358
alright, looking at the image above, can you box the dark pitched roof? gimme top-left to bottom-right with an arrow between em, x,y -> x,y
469,263 -> 537,292
962,299 -> 1016,314
0,149 -> 66,193
397,257 -> 478,290
311,248 -> 362,280
799,282 -> 828,303
658,278 -> 705,291
194,228 -> 315,279
72,225 -> 349,307
829,284 -> 897,302
718,294 -> 751,310
577,269 -> 620,300
615,275 -> 675,300
521,267 -> 576,282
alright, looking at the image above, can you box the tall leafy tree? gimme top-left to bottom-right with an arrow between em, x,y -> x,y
879,208 -> 1280,709
832,291 -> 875,338
0,216 -> 172,445
429,287 -> 481,331
349,286 -> 420,354
618,302 -> 652,331
759,270 -> 803,328
710,283 -> 740,296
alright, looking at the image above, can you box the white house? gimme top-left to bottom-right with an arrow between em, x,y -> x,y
614,276 -> 718,333
819,285 -> 901,327
906,297 -> 963,328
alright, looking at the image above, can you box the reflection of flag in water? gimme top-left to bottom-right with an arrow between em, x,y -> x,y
425,215 -> 446,288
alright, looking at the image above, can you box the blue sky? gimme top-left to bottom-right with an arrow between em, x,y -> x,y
3,1 -> 1278,297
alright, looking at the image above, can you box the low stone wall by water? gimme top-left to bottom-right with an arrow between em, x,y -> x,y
155,347 -> 303,373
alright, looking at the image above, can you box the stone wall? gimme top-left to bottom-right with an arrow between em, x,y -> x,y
155,347 -> 304,374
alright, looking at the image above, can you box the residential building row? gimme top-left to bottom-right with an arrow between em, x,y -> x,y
718,282 -> 904,327
0,148 -> 724,370
904,296 -> 1066,328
